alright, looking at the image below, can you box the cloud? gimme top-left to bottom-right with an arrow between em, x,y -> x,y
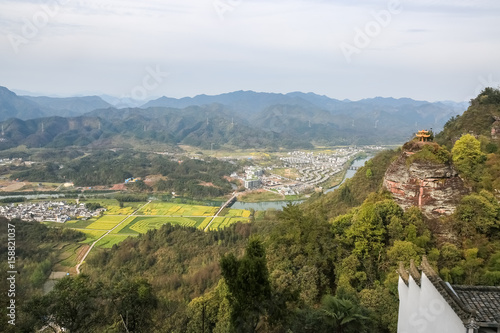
0,0 -> 499,102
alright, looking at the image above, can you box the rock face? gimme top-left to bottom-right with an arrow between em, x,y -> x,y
384,147 -> 469,219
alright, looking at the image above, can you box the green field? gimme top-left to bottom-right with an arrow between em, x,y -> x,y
119,216 -> 207,234
207,217 -> 248,230
69,202 -> 250,248
104,206 -> 136,215
137,202 -> 218,216
109,216 -> 136,234
78,229 -> 107,244
96,234 -> 137,248
86,215 -> 127,230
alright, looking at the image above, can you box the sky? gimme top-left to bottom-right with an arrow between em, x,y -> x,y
0,0 -> 499,102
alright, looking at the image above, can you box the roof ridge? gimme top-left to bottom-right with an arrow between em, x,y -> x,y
419,256 -> 477,324
398,262 -> 409,286
409,259 -> 421,286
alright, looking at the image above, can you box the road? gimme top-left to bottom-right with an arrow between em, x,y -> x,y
75,200 -> 151,274
203,193 -> 236,232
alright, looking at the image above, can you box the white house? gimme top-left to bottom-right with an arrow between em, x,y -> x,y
398,256 -> 500,333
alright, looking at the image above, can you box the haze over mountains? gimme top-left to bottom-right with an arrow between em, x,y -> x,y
0,86 -> 467,149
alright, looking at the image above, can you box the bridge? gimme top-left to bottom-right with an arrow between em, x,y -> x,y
348,166 -> 360,170
204,193 -> 237,231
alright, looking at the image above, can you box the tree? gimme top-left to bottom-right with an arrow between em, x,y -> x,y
220,238 -> 271,332
320,294 -> 370,333
452,134 -> 485,180
111,279 -> 158,333
454,191 -> 500,236
27,275 -> 104,333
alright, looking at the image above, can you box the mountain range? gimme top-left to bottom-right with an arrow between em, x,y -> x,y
0,86 -> 467,149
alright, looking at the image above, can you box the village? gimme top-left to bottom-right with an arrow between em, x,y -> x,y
0,201 -> 105,222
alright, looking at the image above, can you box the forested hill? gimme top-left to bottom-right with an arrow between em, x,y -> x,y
0,86 -> 467,148
437,87 -> 500,148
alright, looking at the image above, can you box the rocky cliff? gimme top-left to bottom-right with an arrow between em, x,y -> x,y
383,142 -> 469,219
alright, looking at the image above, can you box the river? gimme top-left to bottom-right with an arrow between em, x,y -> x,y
231,155 -> 372,211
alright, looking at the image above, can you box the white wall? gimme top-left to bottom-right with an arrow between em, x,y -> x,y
398,273 -> 465,333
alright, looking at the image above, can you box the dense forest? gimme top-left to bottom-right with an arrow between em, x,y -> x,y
1,89 -> 499,332
8,150 -> 238,199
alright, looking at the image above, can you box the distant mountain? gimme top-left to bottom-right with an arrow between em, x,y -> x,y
142,90 -> 316,116
144,91 -> 465,135
22,95 -> 112,117
0,86 -> 48,121
0,86 -> 113,121
0,116 -> 104,150
0,87 -> 469,149
0,104 -> 313,150
99,95 -> 155,108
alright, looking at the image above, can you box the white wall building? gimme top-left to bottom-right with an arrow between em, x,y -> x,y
398,257 -> 500,333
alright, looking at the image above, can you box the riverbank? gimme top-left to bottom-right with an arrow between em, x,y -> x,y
231,155 -> 373,211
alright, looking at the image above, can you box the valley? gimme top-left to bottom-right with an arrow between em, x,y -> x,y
1,87 -> 499,333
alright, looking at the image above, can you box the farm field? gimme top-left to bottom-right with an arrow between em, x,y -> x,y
69,201 -> 251,248
78,229 -> 107,244
104,205 -> 136,215
86,215 -> 126,230
206,217 -> 249,230
137,202 -> 218,216
96,234 -> 137,248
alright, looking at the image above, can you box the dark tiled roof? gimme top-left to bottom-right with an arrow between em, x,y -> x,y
419,258 -> 475,324
452,285 -> 500,325
399,256 -> 500,328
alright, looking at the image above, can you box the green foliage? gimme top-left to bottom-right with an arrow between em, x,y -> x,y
474,87 -> 500,105
29,259 -> 52,288
452,134 -> 486,180
85,202 -> 102,210
360,285 -> 398,333
220,238 -> 272,332
482,252 -> 500,285
9,151 -> 237,198
268,204 -> 336,305
25,275 -> 105,332
10,135 -> 500,333
111,279 -> 158,332
407,143 -> 451,165
453,190 -> 500,237
115,193 -> 149,202
320,294 -> 371,333
187,280 -> 232,333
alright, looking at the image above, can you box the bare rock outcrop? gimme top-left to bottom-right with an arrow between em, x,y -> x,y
383,143 -> 469,219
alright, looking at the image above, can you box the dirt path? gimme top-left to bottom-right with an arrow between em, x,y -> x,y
75,201 -> 151,274
75,244 -> 90,264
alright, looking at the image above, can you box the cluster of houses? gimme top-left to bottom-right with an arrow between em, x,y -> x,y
279,148 -> 363,186
0,201 -> 105,222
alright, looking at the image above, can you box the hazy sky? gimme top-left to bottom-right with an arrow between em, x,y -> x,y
0,0 -> 499,102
